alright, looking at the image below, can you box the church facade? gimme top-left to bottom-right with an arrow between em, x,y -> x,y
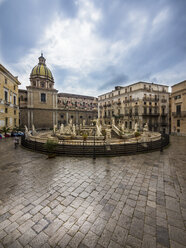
19,54 -> 98,129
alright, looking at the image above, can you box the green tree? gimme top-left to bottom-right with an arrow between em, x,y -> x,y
0,126 -> 10,135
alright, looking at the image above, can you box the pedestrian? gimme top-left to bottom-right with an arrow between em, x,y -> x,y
14,136 -> 19,149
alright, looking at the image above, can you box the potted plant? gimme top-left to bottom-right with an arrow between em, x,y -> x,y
134,131 -> 140,141
44,139 -> 57,158
82,133 -> 88,141
0,126 -> 10,137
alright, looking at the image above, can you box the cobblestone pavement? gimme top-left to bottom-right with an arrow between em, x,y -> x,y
0,136 -> 186,248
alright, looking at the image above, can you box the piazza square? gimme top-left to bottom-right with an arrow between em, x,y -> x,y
0,0 -> 186,247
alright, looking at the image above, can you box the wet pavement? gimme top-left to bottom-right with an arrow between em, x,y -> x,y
0,136 -> 186,248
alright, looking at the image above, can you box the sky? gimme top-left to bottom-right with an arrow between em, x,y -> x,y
0,0 -> 186,97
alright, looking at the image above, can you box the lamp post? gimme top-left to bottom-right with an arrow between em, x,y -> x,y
93,128 -> 96,160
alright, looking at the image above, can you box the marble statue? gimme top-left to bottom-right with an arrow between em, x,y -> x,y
69,119 -> 73,126
60,124 -> 64,134
53,124 -> 57,134
32,124 -> 37,136
134,122 -> 138,133
112,117 -> 115,126
105,129 -> 111,139
72,124 -> 76,136
143,123 -> 148,132
83,120 -> 86,126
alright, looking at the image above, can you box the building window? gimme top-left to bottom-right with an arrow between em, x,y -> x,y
41,93 -> 46,102
149,108 -> 152,114
61,115 -> 63,118
71,115 -> 73,119
13,96 -> 16,105
177,120 -> 180,127
5,108 -> 8,113
144,107 -> 147,114
14,118 -> 16,126
129,121 -> 132,129
177,129 -> 180,133
149,102 -> 151,105
125,89 -> 127,93
5,78 -> 7,84
80,116 -> 82,119
125,121 -> 127,128
176,105 -> 181,114
5,117 -> 8,126
89,116 -> 91,119
4,90 -> 8,102
174,95 -> 181,100
118,91 -> 120,95
41,82 -> 45,88
14,85 -> 16,90
14,110 -> 16,115
130,87 -> 132,92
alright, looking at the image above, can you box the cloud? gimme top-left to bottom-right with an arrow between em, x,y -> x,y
0,0 -> 186,96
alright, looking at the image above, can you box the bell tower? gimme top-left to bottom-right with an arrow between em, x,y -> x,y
26,54 -> 58,129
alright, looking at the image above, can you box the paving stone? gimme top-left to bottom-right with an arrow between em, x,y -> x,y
29,232 -> 48,248
169,225 -> 186,246
82,231 -> 99,248
156,225 -> 170,248
19,228 -> 37,246
0,137 -> 186,247
142,234 -> 156,248
18,219 -> 35,234
68,231 -> 84,248
111,225 -> 128,246
58,233 -> 72,247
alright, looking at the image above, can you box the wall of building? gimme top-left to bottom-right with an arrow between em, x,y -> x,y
171,81 -> 186,135
98,82 -> 170,133
0,65 -> 20,130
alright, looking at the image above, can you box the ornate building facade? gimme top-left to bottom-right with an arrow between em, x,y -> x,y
171,80 -> 186,135
19,54 -> 98,129
98,82 -> 170,133
0,64 -> 21,129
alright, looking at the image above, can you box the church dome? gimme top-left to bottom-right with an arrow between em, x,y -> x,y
30,54 -> 54,81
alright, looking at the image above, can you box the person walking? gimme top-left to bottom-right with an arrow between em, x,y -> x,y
14,136 -> 19,149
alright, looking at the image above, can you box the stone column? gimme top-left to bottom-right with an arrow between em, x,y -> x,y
28,110 -> 30,129
66,112 -> 69,124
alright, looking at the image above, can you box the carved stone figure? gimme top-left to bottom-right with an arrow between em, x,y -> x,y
134,122 -> 138,133
69,119 -> 73,126
105,129 -> 111,139
60,124 -> 64,134
112,117 -> 115,126
32,124 -> 37,136
83,120 -> 86,126
53,124 -> 57,134
143,123 -> 148,132
72,124 -> 76,136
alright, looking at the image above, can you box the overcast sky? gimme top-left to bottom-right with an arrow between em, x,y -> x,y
0,0 -> 186,96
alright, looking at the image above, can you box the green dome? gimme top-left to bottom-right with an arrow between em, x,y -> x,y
30,54 -> 54,81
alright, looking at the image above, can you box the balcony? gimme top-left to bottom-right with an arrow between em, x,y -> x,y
4,100 -> 10,106
160,122 -> 168,126
117,101 -> 121,105
172,112 -> 186,118
143,97 -> 159,102
161,99 -> 167,103
107,103 -> 111,107
161,113 -> 167,117
142,112 -> 159,116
